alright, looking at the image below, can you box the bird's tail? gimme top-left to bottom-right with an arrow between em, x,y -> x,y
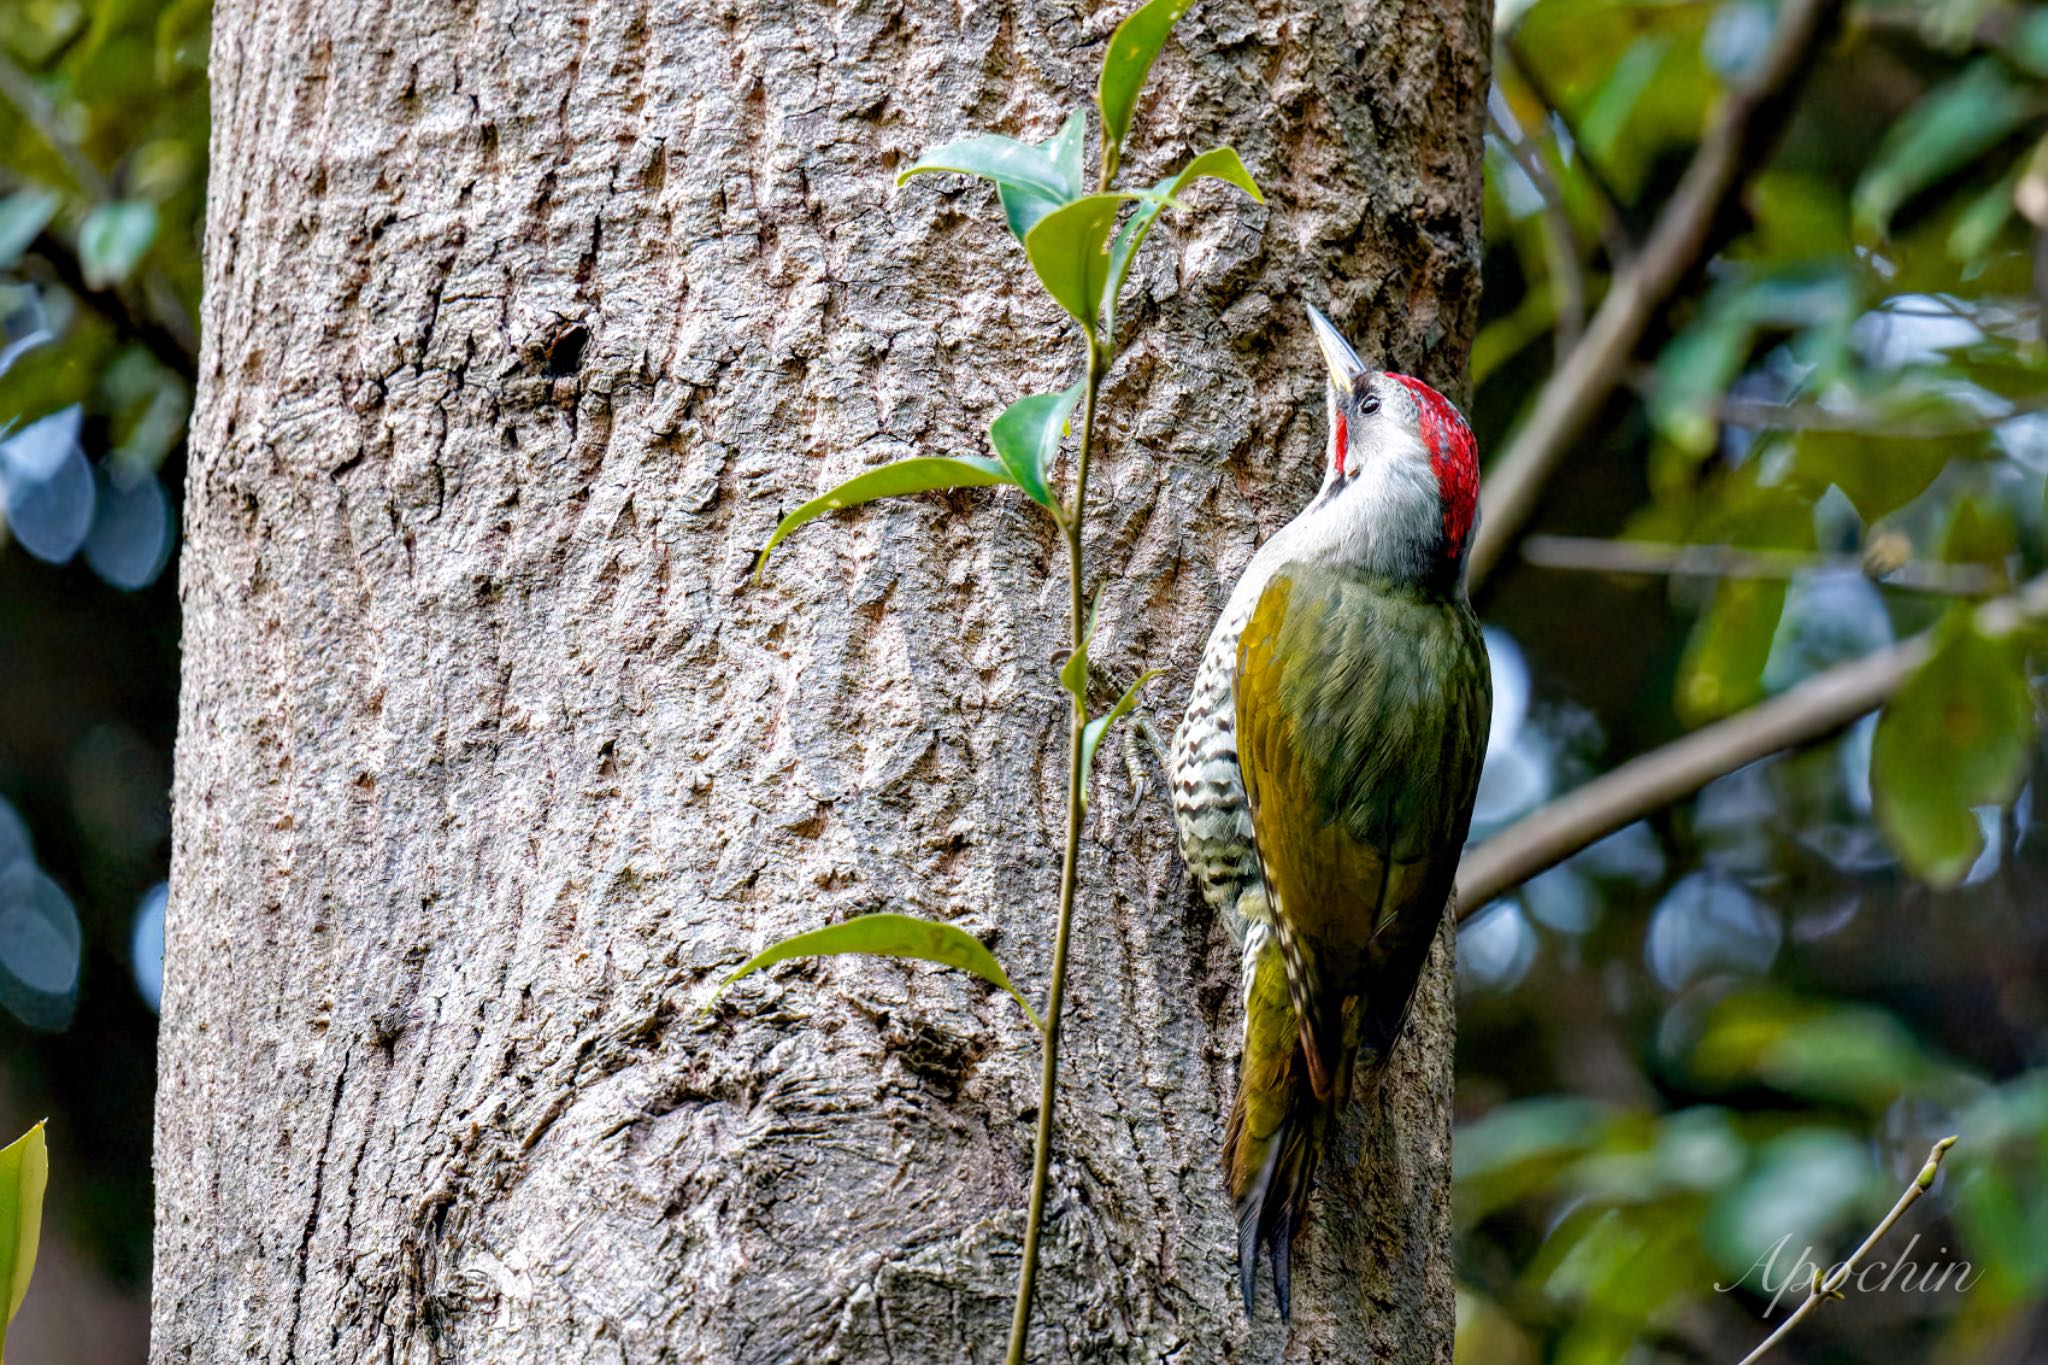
1222,926 -> 1346,1318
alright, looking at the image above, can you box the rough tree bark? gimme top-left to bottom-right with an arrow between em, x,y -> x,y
155,0 -> 1487,1360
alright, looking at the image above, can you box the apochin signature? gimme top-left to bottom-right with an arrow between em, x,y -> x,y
1716,1232 -> 1982,1317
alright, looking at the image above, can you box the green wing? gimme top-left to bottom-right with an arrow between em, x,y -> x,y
1235,563 -> 1491,1092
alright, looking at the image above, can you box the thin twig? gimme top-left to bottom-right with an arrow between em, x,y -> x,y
1489,89 -> 1586,359
1734,1136 -> 1960,1365
1455,571 -> 2048,912
1498,38 -> 1635,266
1468,0 -> 1847,592
22,227 -> 198,380
1520,534 -> 2004,597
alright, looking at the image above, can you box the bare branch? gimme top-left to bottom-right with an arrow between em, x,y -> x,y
1497,38 -> 1635,266
1520,534 -> 2004,597
1455,571 -> 2048,913
1488,89 -> 1586,358
23,227 -> 198,382
1467,0 -> 1848,591
1734,1136 -> 1960,1365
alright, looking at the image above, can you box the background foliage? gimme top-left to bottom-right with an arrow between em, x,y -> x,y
2,0 -> 2047,1361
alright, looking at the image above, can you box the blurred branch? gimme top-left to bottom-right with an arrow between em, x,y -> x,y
1468,0 -> 1848,592
1733,1135 -> 1959,1365
1489,89 -> 1587,357
1455,570 -> 2048,912
22,227 -> 197,382
1497,38 -> 1636,265
1521,534 -> 2004,596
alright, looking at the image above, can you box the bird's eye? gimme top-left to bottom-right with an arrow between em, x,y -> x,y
1359,394 -> 1380,415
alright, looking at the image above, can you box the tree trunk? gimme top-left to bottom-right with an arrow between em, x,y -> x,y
154,0 -> 1487,1359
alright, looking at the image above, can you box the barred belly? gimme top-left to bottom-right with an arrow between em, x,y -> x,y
1171,593 -> 1269,945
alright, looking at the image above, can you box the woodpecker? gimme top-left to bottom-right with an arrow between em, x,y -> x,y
1169,304 -> 1491,1317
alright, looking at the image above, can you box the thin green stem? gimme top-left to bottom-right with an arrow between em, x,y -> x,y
1005,332 -> 1104,1365
1733,1136 -> 1958,1365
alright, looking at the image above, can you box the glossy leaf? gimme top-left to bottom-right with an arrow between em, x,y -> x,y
988,381 -> 1084,509
1854,61 -> 2031,237
997,110 -> 1088,242
1105,146 -> 1261,324
1079,669 -> 1159,808
1098,0 -> 1195,152
709,913 -> 1041,1032
1025,192 -> 1148,334
1871,616 -> 2037,886
753,456 -> 1013,581
898,132 -> 1071,234
0,192 -> 58,272
77,201 -> 158,289
0,1121 -> 47,1364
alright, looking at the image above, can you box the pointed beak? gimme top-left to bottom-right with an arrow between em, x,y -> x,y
1307,303 -> 1368,398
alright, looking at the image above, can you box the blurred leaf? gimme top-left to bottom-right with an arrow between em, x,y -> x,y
988,381 -> 1084,509
709,912 -> 1041,1031
1097,0 -> 1192,153
752,456 -> 1013,581
1025,192 -> 1151,335
0,190 -> 58,271
1950,163 -> 2021,264
1702,1128 -> 1871,1282
1454,1097 -> 1613,1225
1105,146 -> 1260,325
1872,614 -> 2036,886
1679,579 -> 1787,723
1793,427 -> 1986,522
1854,62 -> 2033,238
1453,1289 -> 1538,1365
0,1121 -> 47,1364
996,110 -> 1088,242
77,200 -> 158,288
1079,669 -> 1158,807
1685,988 -> 1961,1109
1943,496 -> 2016,571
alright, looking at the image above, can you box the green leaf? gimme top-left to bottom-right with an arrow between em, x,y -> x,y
1060,587 -> 1104,702
996,110 -> 1088,242
900,133 -> 1074,246
0,191 -> 59,271
1872,615 -> 2037,886
1080,669 -> 1159,808
1792,427 -> 1988,522
1098,0 -> 1196,153
1854,61 -> 2032,238
1677,578 -> 1787,724
988,381 -> 1084,509
0,1121 -> 48,1363
709,913 -> 1041,1032
1025,192 -> 1147,335
1105,146 -> 1261,325
753,456 -> 1013,581
77,200 -> 158,288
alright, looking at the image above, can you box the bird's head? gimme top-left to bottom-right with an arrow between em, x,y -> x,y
1296,304 -> 1480,589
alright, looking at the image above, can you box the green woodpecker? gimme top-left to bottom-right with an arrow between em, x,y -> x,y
1169,304 -> 1491,1316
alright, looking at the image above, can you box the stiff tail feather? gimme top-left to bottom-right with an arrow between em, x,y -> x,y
1223,928 -> 1342,1318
